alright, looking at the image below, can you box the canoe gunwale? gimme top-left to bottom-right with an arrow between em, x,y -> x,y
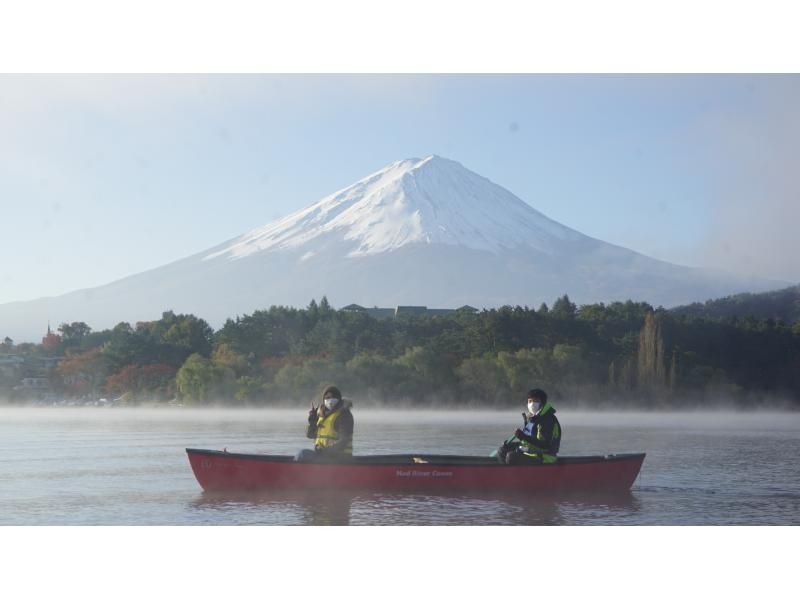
186,447 -> 646,467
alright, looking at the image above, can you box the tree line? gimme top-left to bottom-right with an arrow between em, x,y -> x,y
3,294 -> 800,407
671,284 -> 800,323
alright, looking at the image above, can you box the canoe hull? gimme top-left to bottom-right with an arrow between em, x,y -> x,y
186,449 -> 645,495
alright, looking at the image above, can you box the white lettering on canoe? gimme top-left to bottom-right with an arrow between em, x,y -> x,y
199,459 -> 241,471
395,469 -> 454,478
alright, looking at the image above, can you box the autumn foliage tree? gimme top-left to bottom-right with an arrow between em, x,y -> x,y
105,364 -> 177,399
56,348 -> 108,397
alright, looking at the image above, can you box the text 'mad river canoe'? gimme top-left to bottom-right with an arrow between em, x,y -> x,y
187,449 -> 645,495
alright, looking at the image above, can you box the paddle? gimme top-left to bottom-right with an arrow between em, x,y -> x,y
489,412 -> 529,458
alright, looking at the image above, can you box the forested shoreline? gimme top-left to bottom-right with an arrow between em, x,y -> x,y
2,294 -> 799,408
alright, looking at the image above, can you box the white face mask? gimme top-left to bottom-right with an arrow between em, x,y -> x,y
324,398 -> 340,411
527,401 -> 541,415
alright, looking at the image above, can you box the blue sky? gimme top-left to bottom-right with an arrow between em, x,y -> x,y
1,74 -> 799,305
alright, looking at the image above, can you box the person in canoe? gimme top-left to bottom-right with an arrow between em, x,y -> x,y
496,388 -> 561,465
295,385 -> 354,462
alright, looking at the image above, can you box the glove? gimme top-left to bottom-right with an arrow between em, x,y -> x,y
514,428 -> 526,440
308,407 -> 318,425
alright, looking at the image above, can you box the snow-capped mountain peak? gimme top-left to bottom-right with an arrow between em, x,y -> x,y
1,154 -> 787,342
204,155 -> 584,261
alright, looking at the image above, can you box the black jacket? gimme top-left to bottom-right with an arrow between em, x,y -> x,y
518,403 -> 561,455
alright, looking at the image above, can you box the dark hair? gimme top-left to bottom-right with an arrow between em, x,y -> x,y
321,385 -> 342,401
527,388 -> 547,401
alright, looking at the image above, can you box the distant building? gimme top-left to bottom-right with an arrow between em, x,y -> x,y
41,323 -> 61,350
338,304 -> 480,320
36,356 -> 64,371
0,355 -> 24,366
456,305 -> 479,313
364,308 -> 396,320
17,377 -> 49,390
395,305 -> 429,317
340,304 -> 367,312
0,354 -> 62,384
0,354 -> 24,378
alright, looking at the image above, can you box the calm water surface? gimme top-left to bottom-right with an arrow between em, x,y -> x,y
1,407 -> 798,525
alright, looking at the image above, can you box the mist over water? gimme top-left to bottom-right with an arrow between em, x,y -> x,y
1,407 -> 798,525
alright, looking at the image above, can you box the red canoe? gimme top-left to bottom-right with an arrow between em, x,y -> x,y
186,449 -> 645,495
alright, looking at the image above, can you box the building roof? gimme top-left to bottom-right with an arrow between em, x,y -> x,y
336,304 -> 475,320
340,303 -> 367,311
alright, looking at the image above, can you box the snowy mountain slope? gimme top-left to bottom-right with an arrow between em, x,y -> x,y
203,156 -> 583,261
0,155 -> 788,341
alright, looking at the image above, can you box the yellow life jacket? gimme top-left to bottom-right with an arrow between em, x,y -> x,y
314,407 -> 353,455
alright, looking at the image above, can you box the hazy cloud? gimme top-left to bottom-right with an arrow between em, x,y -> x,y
693,77 -> 800,283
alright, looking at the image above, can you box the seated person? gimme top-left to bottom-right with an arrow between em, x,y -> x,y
295,385 -> 354,462
496,388 -> 561,465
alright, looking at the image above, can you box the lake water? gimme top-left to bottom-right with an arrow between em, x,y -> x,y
1,407 -> 798,525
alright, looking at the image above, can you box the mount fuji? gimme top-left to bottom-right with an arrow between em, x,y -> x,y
0,155 -> 786,341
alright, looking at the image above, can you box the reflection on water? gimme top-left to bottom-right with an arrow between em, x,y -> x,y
193,490 -> 354,525
190,488 -> 641,525
1,407 -> 798,525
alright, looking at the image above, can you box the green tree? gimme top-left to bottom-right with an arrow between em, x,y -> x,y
235,376 -> 265,403
273,358 -> 343,400
552,343 -> 587,386
346,353 -> 405,396
455,355 -> 509,405
161,313 -> 214,357
395,345 -> 456,393
101,322 -> 153,370
58,322 -> 92,348
551,294 -> 577,319
637,311 -> 668,390
175,354 -> 227,404
498,348 -> 555,395
211,343 -> 250,376
319,295 -> 332,315
307,298 -> 319,321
